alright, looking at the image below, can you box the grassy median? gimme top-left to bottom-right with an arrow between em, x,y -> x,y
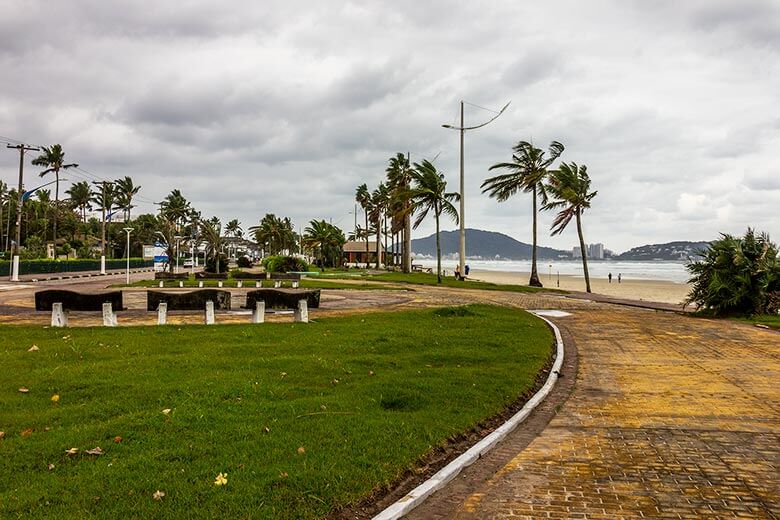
0,305 -> 551,519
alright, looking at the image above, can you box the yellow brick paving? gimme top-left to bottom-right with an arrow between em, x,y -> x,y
446,306 -> 779,519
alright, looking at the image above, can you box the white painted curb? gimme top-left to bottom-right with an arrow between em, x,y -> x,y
372,312 -> 565,520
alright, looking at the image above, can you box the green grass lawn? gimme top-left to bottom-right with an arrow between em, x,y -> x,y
326,271 -> 567,294
0,305 -> 551,519
738,314 -> 780,329
120,279 -> 397,291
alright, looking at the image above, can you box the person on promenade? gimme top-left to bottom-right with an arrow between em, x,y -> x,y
618,273 -> 622,283
454,266 -> 461,280
464,265 -> 470,277
608,272 -> 613,283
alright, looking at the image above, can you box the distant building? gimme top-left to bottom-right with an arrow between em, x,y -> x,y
588,243 -> 604,260
572,246 -> 582,258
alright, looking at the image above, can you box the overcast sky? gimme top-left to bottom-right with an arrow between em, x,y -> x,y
1,0 -> 778,253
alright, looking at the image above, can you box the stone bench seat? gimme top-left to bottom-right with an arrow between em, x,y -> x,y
35,290 -> 125,327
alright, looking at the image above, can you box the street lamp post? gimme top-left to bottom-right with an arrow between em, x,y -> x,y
442,100 -> 510,276
174,235 -> 183,274
123,227 -> 133,285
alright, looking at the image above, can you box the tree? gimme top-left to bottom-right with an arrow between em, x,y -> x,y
409,159 -> 460,283
685,229 -> 780,316
250,214 -> 297,256
386,153 -> 413,272
225,219 -> 242,238
482,140 -> 564,287
303,220 -> 345,269
544,162 -> 598,293
160,189 -> 191,230
91,181 -> 116,257
355,183 -> 371,268
199,218 -> 225,274
31,144 -> 78,249
114,176 -> 141,222
66,181 -> 92,223
0,180 -> 6,253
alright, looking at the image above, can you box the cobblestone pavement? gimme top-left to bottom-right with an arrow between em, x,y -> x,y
408,305 -> 780,519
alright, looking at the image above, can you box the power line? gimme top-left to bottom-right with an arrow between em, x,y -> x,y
463,101 -> 502,114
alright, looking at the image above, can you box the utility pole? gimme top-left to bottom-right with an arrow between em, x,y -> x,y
6,144 -> 40,281
93,180 -> 113,274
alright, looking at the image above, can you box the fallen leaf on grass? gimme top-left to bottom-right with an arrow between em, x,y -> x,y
279,471 -> 288,479
18,387 -> 29,393
152,490 -> 165,501
62,335 -> 70,340
297,446 -> 306,455
51,394 -> 60,403
21,429 -> 33,437
66,448 -> 78,455
0,431 -> 4,439
113,436 -> 122,443
368,370 -> 375,376
47,464 -> 55,470
28,345 -> 39,352
331,379 -> 339,385
162,408 -> 171,415
280,372 -> 287,378
85,447 -> 103,456
263,426 -> 270,434
214,472 -> 228,486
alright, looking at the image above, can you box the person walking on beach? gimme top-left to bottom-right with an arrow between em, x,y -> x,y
454,265 -> 461,280
608,272 -> 612,283
465,264 -> 470,277
618,273 -> 622,283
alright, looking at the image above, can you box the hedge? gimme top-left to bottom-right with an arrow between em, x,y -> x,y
0,258 -> 153,276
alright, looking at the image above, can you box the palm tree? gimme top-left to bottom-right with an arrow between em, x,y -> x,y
482,140 -> 564,287
91,181 -> 116,257
225,219 -> 242,238
386,153 -> 413,272
303,220 -> 345,269
114,176 -> 141,223
0,180 -> 6,252
409,159 -> 460,283
544,162 -> 597,293
199,218 -> 224,274
160,189 -> 191,230
66,181 -> 92,223
355,183 -> 371,268
31,144 -> 78,250
369,185 -> 387,269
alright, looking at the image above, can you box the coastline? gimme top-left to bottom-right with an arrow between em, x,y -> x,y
469,268 -> 691,305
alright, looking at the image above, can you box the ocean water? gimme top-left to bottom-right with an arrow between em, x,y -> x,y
415,258 -> 691,283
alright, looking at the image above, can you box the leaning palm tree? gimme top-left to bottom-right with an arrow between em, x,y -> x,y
199,218 -> 224,274
482,140 -> 564,287
114,176 -> 141,222
409,159 -> 460,284
160,189 -> 191,231
91,181 -> 116,258
355,183 -> 371,268
66,181 -> 92,223
544,162 -> 597,293
225,219 -> 242,238
32,144 -> 78,250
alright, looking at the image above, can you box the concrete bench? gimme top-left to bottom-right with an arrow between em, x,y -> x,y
242,288 -> 320,323
35,290 -> 125,327
147,289 -> 231,325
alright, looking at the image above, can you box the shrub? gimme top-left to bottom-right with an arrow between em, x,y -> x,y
205,253 -> 229,274
261,255 -> 308,273
237,255 -> 253,268
685,228 -> 780,316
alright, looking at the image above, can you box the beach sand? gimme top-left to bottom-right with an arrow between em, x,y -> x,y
469,269 -> 691,305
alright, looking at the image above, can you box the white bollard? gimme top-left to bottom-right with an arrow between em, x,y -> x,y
11,254 -> 20,282
100,255 -> 106,275
51,303 -> 68,327
102,302 -> 118,327
157,302 -> 167,325
217,281 -> 223,288
158,281 -> 164,288
205,300 -> 215,325
237,280 -> 242,288
294,299 -> 308,323
255,281 -> 261,288
292,280 -> 299,288
274,281 -> 281,288
198,281 -> 204,288
178,281 -> 184,288
252,301 -> 265,324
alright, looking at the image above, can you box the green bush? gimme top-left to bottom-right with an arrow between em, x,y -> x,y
0,258 -> 153,276
685,228 -> 780,316
261,255 -> 309,273
204,253 -> 229,274
237,255 -> 253,268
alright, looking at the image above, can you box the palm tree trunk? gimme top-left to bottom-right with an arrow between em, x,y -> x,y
375,219 -> 380,269
383,215 -> 388,268
53,170 -> 59,257
435,209 -> 442,284
101,206 -> 106,258
364,212 -> 370,269
576,209 -> 591,293
403,206 -> 411,273
529,184 -> 543,287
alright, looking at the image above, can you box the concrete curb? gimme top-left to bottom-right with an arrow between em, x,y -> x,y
372,312 -> 565,520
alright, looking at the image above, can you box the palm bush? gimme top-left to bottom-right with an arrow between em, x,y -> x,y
262,255 -> 309,273
685,229 -> 780,316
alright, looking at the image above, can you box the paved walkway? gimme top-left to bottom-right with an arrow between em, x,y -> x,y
408,305 -> 780,519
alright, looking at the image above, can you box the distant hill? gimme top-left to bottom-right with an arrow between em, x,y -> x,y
615,241 -> 710,261
410,229 -> 571,260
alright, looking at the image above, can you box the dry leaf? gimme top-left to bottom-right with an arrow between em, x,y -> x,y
113,436 -> 122,443
368,370 -> 375,376
47,463 -> 55,470
214,472 -> 228,486
28,345 -> 39,352
18,387 -> 29,393
279,471 -> 288,478
320,404 -> 327,410
0,431 -> 5,440
263,426 -> 270,433
51,394 -> 60,403
161,408 -> 171,415
21,428 -> 33,437
85,447 -> 103,456
66,447 -> 78,455
280,372 -> 287,378
62,335 -> 70,340
331,379 -> 339,385
152,490 -> 165,501
297,446 -> 306,455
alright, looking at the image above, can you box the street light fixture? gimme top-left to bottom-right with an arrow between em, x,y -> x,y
123,227 -> 133,285
442,100 -> 510,276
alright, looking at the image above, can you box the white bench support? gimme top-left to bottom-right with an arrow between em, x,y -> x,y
217,281 -> 223,288
252,301 -> 265,324
237,280 -> 243,288
205,300 -> 215,325
198,281 -> 204,288
255,281 -> 262,288
294,299 -> 308,323
178,281 -> 184,288
102,302 -> 118,327
157,302 -> 167,325
51,302 -> 69,327
292,281 -> 299,288
274,281 -> 281,288
158,281 -> 164,288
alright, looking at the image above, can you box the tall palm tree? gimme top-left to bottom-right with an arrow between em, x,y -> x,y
303,220 -> 345,269
544,162 -> 598,293
31,144 -> 78,250
225,219 -> 242,238
160,189 -> 191,231
355,183 -> 371,268
386,153 -> 413,272
114,176 -> 141,223
91,181 -> 116,257
369,185 -> 388,269
66,181 -> 92,223
199,218 -> 224,274
482,140 -> 564,287
409,159 -> 460,284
